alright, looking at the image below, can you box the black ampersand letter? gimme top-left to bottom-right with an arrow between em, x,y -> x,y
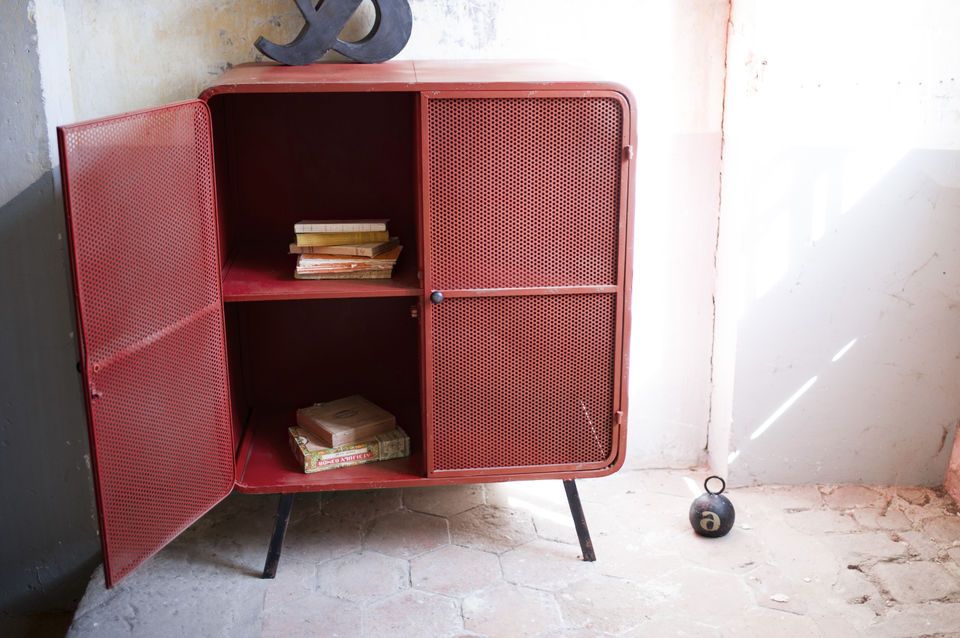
256,0 -> 412,66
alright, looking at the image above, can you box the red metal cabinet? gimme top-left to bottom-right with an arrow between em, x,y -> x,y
58,62 -> 636,586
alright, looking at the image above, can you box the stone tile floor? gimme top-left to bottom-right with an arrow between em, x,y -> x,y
65,470 -> 960,638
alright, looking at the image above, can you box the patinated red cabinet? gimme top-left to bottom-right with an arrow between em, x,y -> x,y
58,61 -> 636,586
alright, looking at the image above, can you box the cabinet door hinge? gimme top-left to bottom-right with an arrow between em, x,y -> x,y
614,410 -> 624,425
623,145 -> 634,161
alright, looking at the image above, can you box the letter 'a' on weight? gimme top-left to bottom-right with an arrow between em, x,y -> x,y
689,476 -> 736,538
256,0 -> 413,65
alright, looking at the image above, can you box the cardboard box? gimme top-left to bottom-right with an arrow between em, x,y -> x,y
289,426 -> 409,473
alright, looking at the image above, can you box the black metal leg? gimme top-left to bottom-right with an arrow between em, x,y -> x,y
262,493 -> 294,579
563,479 -> 596,561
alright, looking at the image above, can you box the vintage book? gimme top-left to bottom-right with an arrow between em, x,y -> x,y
296,260 -> 395,274
288,426 -> 410,473
299,246 -> 401,264
294,219 -> 388,233
295,247 -> 402,275
295,230 -> 389,247
296,395 -> 397,447
289,237 -> 400,257
294,269 -> 393,280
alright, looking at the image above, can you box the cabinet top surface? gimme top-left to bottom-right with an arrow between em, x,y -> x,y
201,60 -> 631,98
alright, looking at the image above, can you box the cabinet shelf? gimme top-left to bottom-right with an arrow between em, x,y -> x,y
222,243 -> 421,302
235,409 -> 426,494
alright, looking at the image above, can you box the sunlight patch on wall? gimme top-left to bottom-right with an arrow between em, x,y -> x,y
831,337 -> 858,363
750,375 -> 818,441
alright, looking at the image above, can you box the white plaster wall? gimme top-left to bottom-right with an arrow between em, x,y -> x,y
711,0 -> 960,486
55,0 -> 731,469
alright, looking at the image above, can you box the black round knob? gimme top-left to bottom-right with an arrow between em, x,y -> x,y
430,291 -> 444,305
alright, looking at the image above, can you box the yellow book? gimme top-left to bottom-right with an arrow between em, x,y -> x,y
288,426 -> 410,473
294,270 -> 393,280
295,230 -> 389,247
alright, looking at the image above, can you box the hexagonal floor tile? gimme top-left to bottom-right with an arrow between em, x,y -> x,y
262,559 -> 317,611
871,560 -> 960,604
282,513 -> 362,565
411,545 -> 502,597
621,617 -> 723,638
712,606 -> 822,638
535,629 -> 614,638
820,485 -> 887,510
923,515 -> 960,542
364,590 -> 462,638
484,480 -> 567,509
644,567 -> 754,619
364,510 -> 450,559
322,489 -> 402,523
450,505 -> 537,554
317,551 -> 408,604
501,539 -> 596,591
262,593 -> 360,638
403,484 -> 484,517
463,583 -> 562,638
483,481 -> 584,545
554,576 -> 660,634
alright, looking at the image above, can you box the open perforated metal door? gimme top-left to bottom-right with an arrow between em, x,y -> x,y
58,101 -> 234,586
422,92 -> 630,477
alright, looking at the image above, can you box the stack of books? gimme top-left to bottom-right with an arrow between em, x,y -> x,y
289,395 -> 410,473
290,219 -> 401,280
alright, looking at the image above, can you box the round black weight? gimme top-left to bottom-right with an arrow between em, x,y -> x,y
689,476 -> 735,538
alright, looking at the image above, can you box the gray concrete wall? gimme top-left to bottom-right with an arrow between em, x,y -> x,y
1,0 -> 48,206
0,0 -> 100,615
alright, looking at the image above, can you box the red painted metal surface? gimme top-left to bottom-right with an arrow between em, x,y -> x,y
201,60 -> 630,98
234,408 -> 624,494
426,93 -> 624,290
221,243 -> 420,302
429,294 -> 618,474
420,91 -> 630,476
236,409 -> 424,493
231,298 -> 422,440
58,101 -> 234,586
206,91 -> 418,256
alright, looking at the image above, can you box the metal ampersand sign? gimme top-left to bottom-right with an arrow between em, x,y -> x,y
256,0 -> 412,66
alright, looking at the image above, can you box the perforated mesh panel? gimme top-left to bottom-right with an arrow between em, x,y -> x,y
60,101 -> 233,586
430,294 -> 616,472
427,96 -> 623,290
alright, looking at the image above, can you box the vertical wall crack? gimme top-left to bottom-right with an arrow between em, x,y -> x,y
705,0 -> 735,457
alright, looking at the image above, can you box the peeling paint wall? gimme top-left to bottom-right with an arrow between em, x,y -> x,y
948,431 -> 960,502
711,0 -> 960,486
63,0 -> 302,119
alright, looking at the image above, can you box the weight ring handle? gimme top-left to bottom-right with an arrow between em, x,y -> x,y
704,475 -> 726,495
